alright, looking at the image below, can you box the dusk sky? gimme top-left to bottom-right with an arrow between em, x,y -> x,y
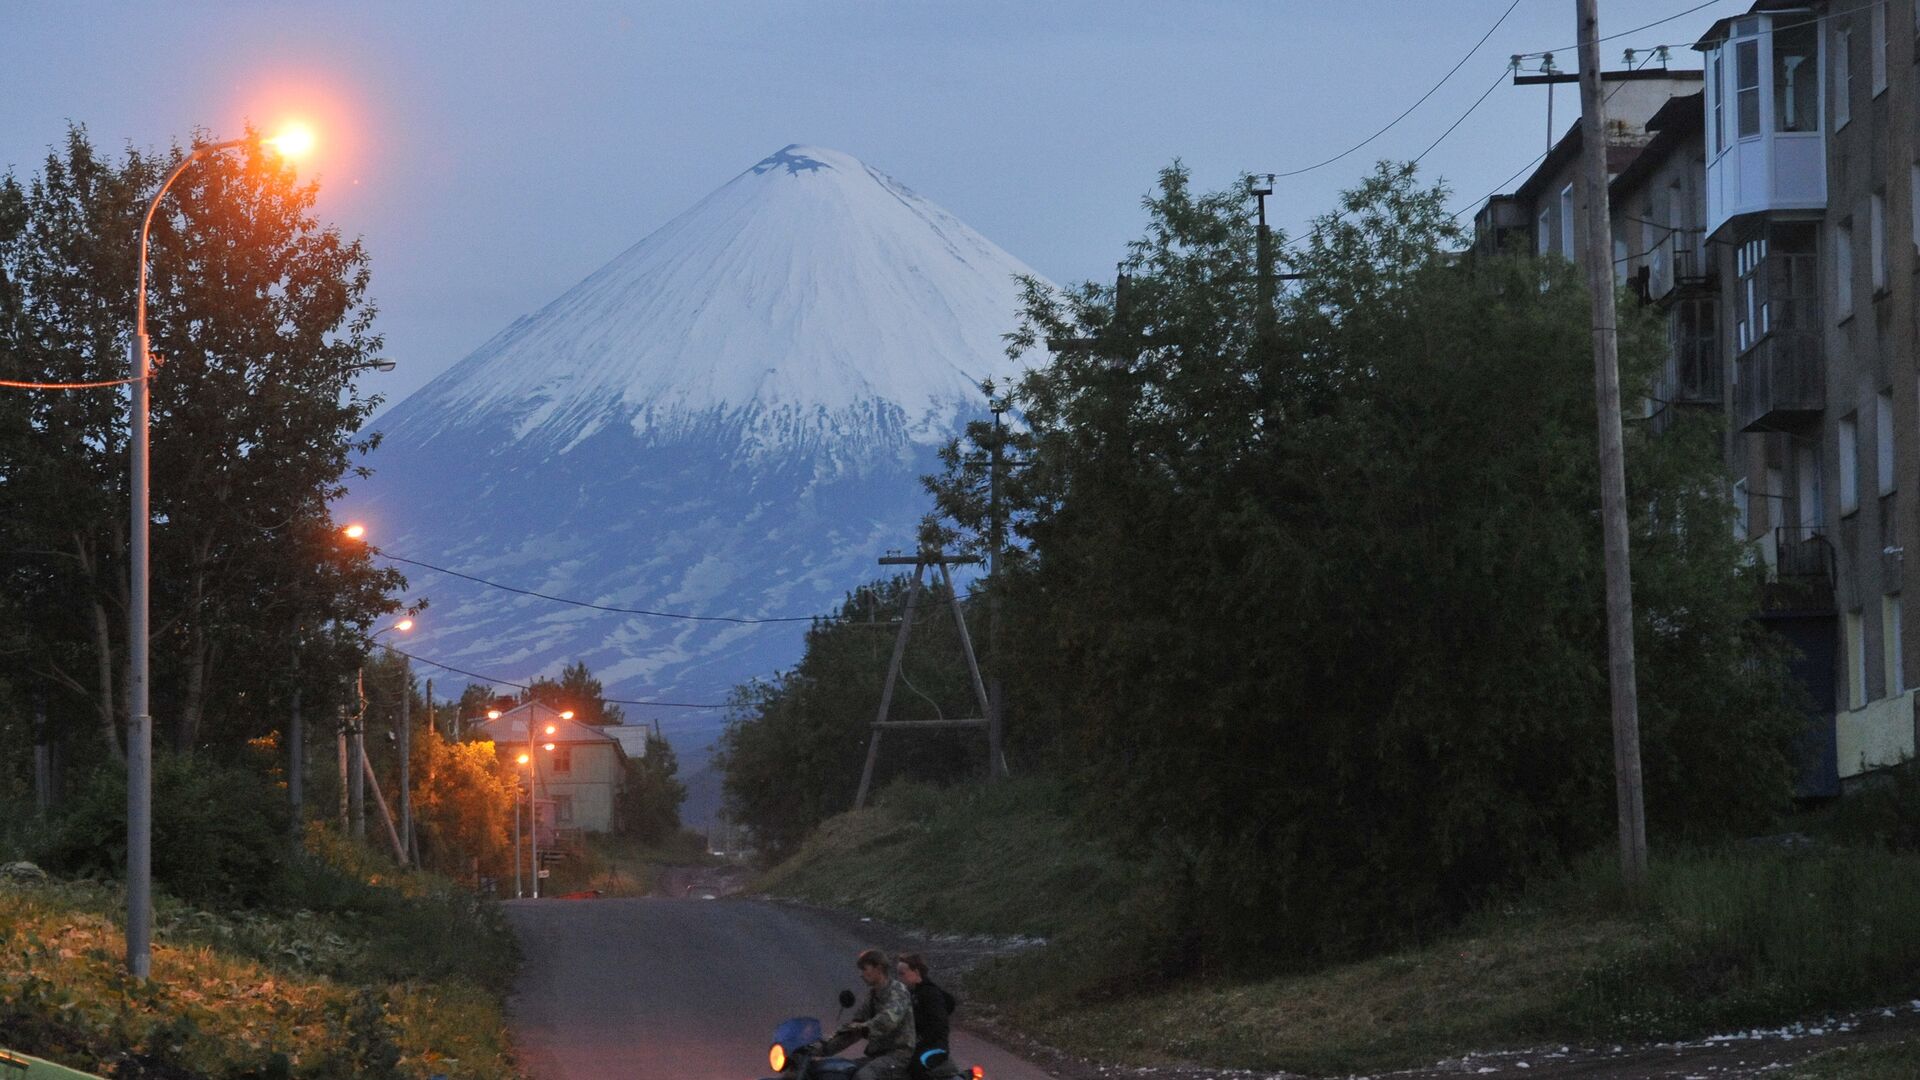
3,0 -> 1744,412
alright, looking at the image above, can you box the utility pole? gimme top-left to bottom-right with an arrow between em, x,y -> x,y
398,657 -> 413,866
32,691 -> 51,815
336,705 -> 350,831
1575,0 -> 1649,893
985,407 -> 1009,781
348,675 -> 366,841
289,635 -> 303,838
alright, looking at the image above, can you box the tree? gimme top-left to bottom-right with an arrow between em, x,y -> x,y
717,578 -> 989,858
613,732 -> 686,845
926,162 -> 1800,970
0,125 -> 401,774
412,727 -> 518,883
522,660 -> 625,726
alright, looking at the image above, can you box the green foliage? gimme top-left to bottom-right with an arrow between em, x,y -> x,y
35,753 -> 290,908
0,122 -> 402,779
410,732 -> 518,885
925,162 -> 1801,969
718,578 -> 993,858
523,660 -> 625,725
613,732 -> 686,844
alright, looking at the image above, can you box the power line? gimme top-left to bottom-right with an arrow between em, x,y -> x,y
1273,0 -> 1524,180
1414,67 -> 1512,165
370,545 -> 826,624
383,645 -> 729,709
1,375 -> 143,390
1514,0 -> 1732,60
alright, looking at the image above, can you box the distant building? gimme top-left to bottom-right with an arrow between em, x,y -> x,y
1476,1 -> 1920,794
472,701 -> 628,833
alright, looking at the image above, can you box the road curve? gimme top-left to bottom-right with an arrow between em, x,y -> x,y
505,897 -> 1055,1080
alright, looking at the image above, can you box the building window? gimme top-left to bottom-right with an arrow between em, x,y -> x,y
1768,466 -> 1787,531
553,794 -> 573,824
1713,52 -> 1726,151
1737,233 -> 1767,351
1737,39 -> 1762,137
1537,208 -> 1550,256
1735,478 -> 1752,539
1560,184 -> 1576,257
1872,191 -> 1889,292
1836,28 -> 1852,128
552,746 -> 572,774
1880,390 -> 1897,495
1873,2 -> 1889,95
1848,608 -> 1867,709
1799,444 -> 1825,529
1836,219 -> 1855,316
1841,414 -> 1861,515
1774,20 -> 1820,131
1886,595 -> 1906,697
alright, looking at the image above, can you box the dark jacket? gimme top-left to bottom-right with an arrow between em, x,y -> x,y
909,980 -> 958,1054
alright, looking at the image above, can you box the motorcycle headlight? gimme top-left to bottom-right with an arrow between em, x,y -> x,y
770,1044 -> 786,1073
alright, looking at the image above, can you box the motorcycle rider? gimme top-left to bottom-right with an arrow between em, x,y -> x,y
896,951 -> 958,1076
819,948 -> 916,1079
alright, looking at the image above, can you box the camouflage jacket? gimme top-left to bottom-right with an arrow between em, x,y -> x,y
851,977 -> 916,1060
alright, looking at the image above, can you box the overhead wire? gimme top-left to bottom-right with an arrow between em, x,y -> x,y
1,375 -> 143,390
383,645 -> 729,709
1271,0 -> 1525,180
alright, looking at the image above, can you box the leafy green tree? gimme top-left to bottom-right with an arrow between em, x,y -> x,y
613,732 -> 687,844
0,125 -> 400,778
522,660 -> 625,725
927,162 -> 1800,970
718,577 -> 990,857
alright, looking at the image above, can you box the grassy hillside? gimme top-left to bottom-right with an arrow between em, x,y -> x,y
755,779 -> 1137,939
756,779 -> 1920,1076
0,862 -> 517,1079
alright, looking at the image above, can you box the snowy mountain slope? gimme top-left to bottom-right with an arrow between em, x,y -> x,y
346,146 -> 1046,781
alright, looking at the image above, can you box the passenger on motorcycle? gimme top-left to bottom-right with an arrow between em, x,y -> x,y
896,951 -> 958,1076
817,948 -> 917,1080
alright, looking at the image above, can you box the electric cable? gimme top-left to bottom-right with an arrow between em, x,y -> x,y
370,545 -> 827,624
1272,0 -> 1524,180
1,375 -> 144,390
382,645 -> 729,709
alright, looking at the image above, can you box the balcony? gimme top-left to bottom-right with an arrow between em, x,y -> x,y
1735,330 -> 1822,431
1762,525 -> 1836,613
1698,11 -> 1826,237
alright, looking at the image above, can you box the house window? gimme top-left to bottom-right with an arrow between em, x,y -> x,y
1737,232 -> 1768,351
1886,594 -> 1906,697
1847,608 -> 1867,709
1671,297 -> 1718,399
1836,219 -> 1855,316
1872,191 -> 1889,292
1560,184 -> 1576,257
1841,414 -> 1861,515
1713,52 -> 1727,151
1537,207 -> 1551,256
1737,39 -> 1762,137
552,746 -> 572,774
1872,2 -> 1889,95
1799,444 -> 1825,529
1836,29 -> 1853,128
1880,390 -> 1897,495
1774,20 -> 1820,131
553,794 -> 574,824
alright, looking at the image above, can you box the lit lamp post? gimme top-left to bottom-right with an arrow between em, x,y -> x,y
126,124 -> 314,980
527,711 -> 569,899
514,751 -> 530,898
352,615 -> 413,847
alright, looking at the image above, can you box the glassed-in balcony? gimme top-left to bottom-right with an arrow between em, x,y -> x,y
1697,10 -> 1826,236
1736,329 -> 1824,430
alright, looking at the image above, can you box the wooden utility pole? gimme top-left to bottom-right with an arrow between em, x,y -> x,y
336,705 -> 350,831
398,656 -> 413,866
1575,0 -> 1649,892
852,550 -> 999,809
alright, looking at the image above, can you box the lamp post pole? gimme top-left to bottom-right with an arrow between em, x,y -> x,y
126,137 -> 252,980
528,713 -> 540,899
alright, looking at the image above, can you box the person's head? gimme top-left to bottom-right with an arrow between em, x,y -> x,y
896,952 -> 928,987
856,948 -> 891,988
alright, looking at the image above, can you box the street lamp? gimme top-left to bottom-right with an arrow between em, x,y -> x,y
126,125 -> 313,979
514,752 -> 531,898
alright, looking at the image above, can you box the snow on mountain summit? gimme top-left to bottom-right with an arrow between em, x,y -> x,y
388,144 -> 1043,458
350,146 -> 1048,784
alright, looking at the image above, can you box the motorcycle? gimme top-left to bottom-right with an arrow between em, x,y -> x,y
759,990 -> 984,1080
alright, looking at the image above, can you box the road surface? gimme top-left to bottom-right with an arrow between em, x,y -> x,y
505,897 -> 1055,1080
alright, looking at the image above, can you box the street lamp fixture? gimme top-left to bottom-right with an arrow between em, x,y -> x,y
126,123 -> 316,980
488,709 -> 503,720
343,523 -> 367,540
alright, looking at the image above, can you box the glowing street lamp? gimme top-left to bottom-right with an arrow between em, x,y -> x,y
126,123 -> 315,980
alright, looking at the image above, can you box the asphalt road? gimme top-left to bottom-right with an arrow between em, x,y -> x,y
505,897 -> 1056,1080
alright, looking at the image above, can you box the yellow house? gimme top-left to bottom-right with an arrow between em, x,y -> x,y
474,701 -> 628,833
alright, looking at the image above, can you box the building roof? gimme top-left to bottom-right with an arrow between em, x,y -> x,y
1504,71 -> 1704,206
1610,92 -> 1705,198
472,699 -> 624,754
1694,2 -> 1813,51
605,725 -> 655,759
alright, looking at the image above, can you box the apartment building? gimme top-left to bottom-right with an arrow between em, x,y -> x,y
1478,1 -> 1920,794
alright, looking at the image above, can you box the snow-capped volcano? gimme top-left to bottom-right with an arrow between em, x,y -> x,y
348,145 -> 1044,792
393,144 -> 1039,463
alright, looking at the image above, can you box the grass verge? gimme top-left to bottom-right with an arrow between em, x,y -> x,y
0,834 -> 518,1079
757,781 -> 1920,1077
